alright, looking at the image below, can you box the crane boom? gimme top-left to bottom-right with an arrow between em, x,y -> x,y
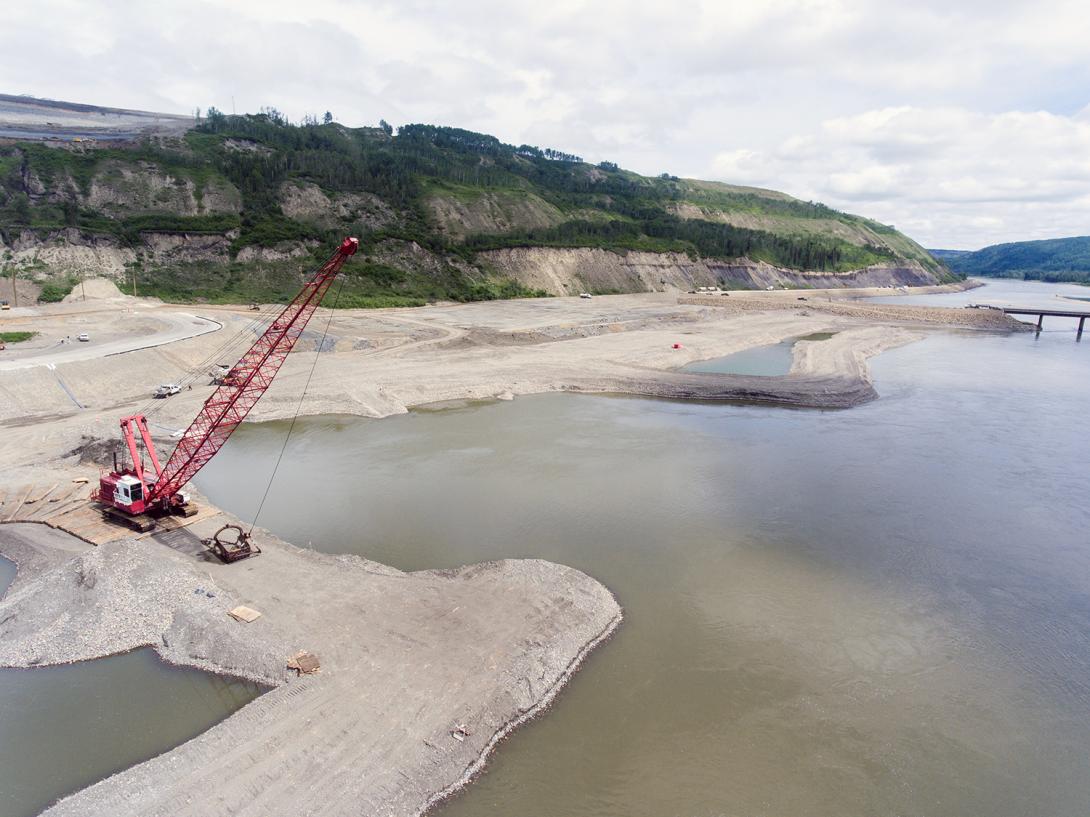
94,236 -> 358,520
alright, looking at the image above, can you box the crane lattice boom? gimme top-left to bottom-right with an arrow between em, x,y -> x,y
94,236 -> 358,519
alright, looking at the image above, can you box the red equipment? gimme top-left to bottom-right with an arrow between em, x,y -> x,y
93,236 -> 359,526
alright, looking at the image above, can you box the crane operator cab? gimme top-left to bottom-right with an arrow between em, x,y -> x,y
97,472 -> 149,514
115,475 -> 144,506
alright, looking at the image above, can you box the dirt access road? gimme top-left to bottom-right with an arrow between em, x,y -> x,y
0,312 -> 221,371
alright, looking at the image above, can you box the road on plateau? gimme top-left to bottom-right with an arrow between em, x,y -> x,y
0,313 -> 222,372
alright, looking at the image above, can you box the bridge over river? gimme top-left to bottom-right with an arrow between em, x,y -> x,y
1000,307 -> 1090,338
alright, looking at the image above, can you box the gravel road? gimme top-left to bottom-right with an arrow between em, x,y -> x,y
0,313 -> 221,372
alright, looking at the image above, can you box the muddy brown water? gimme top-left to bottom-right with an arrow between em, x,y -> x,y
195,283 -> 1090,817
0,560 -> 264,817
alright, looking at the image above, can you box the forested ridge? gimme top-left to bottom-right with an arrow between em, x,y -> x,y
931,237 -> 1090,283
0,109 -> 947,304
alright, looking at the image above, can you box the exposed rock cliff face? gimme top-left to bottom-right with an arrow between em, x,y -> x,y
20,159 -> 242,216
235,241 -> 313,262
279,181 -> 394,229
140,231 -> 233,263
85,161 -> 241,216
2,229 -> 136,277
426,190 -> 566,238
480,247 -> 940,295
1,228 -> 235,276
3,228 -> 939,296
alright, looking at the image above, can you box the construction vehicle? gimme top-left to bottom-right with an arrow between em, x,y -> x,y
92,236 -> 359,533
154,383 -> 182,398
210,363 -> 243,387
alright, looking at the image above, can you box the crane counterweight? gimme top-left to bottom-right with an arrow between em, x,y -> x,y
93,237 -> 359,527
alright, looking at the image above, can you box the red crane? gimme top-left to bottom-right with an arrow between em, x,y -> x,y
93,236 -> 359,529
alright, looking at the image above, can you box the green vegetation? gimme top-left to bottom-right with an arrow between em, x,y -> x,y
0,331 -> 36,343
36,277 -> 77,302
932,237 -> 1090,283
0,111 -> 945,306
127,255 -> 548,308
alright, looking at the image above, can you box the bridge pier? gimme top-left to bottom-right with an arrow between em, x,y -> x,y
1001,307 -> 1090,339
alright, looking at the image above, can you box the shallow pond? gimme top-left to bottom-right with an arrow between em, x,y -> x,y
0,559 -> 264,817
682,332 -> 836,376
196,280 -> 1090,817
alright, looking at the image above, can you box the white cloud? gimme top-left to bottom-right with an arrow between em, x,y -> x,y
716,107 -> 1090,247
1,0 -> 1088,247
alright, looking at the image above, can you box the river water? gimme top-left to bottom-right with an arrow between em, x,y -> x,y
191,279 -> 1090,816
870,276 -> 1090,316
0,559 -> 264,817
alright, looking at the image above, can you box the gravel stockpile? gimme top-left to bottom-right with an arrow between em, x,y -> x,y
0,536 -> 289,684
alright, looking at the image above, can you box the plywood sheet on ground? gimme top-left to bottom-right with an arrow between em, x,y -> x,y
26,484 -> 58,504
44,503 -> 130,545
144,502 -> 220,533
4,485 -> 33,522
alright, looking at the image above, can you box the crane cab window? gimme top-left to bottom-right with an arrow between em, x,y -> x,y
117,477 -> 143,504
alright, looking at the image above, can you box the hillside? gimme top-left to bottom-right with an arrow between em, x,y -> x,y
930,237 -> 1090,283
0,103 -> 952,306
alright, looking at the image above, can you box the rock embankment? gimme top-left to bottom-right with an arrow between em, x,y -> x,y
481,246 -> 941,296
0,521 -> 622,817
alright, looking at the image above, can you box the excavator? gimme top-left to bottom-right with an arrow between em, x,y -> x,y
92,236 -> 359,538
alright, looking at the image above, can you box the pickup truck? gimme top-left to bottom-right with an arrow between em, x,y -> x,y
154,384 -> 182,398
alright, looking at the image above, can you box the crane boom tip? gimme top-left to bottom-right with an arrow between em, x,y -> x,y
339,237 -> 360,256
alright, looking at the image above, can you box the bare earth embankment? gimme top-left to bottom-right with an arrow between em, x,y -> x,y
0,522 -> 620,817
0,279 -> 1026,816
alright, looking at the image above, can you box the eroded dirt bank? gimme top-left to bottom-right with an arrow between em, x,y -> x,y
481,246 -> 943,295
0,522 -> 621,817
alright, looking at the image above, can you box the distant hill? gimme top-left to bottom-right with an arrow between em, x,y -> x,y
0,98 -> 952,306
928,249 -> 972,261
929,237 -> 1090,283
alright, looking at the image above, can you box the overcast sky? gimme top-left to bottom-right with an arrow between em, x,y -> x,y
4,0 -> 1088,249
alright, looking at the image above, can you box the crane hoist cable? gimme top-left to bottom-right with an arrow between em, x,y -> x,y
249,274 -> 347,534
